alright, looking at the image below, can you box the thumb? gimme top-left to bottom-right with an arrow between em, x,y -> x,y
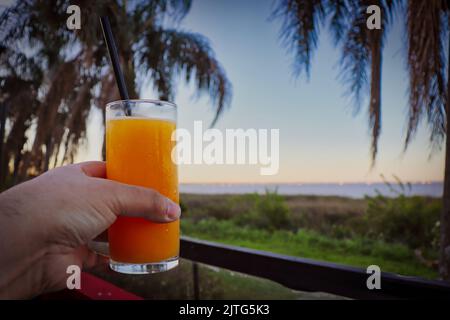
95,179 -> 181,223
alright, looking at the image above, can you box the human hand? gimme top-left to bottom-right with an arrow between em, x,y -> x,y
0,161 -> 181,299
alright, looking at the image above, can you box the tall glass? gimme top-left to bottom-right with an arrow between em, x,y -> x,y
106,100 -> 179,274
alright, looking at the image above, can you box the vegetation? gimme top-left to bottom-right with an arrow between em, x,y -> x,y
365,195 -> 440,251
272,0 -> 450,279
180,190 -> 440,279
0,0 -> 231,189
1,0 -> 446,291
92,189 -> 440,299
232,190 -> 291,231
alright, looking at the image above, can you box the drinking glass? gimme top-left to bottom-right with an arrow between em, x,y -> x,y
106,99 -> 179,274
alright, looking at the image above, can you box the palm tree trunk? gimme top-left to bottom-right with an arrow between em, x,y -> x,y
43,136 -> 53,172
12,150 -> 22,183
440,13 -> 450,281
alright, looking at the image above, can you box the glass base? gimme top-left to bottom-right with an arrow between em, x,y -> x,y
109,257 -> 179,274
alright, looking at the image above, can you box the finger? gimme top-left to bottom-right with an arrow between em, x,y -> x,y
78,161 -> 106,178
75,246 -> 109,270
98,180 -> 181,223
87,253 -> 109,270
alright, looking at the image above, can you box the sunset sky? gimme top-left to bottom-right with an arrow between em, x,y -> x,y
80,0 -> 444,184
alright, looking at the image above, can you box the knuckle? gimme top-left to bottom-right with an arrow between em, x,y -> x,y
149,190 -> 166,213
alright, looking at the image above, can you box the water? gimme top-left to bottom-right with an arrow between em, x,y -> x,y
180,182 -> 443,198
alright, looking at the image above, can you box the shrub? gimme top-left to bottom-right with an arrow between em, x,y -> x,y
364,194 -> 440,250
234,189 -> 291,231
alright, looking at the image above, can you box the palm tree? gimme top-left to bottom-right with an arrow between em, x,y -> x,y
0,0 -> 231,188
273,0 -> 450,279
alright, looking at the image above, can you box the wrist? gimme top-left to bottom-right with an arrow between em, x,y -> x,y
0,189 -> 49,298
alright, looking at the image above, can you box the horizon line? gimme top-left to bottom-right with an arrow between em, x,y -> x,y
179,181 -> 443,185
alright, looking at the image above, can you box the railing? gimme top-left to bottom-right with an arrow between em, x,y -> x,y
40,236 -> 450,300
180,236 -> 450,299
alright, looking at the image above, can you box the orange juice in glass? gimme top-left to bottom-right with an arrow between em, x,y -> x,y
106,99 -> 179,274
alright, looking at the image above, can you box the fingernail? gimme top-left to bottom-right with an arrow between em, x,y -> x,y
166,199 -> 181,220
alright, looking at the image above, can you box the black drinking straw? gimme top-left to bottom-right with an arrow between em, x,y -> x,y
100,16 -> 131,116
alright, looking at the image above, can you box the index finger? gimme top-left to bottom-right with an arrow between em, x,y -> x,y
78,161 -> 106,178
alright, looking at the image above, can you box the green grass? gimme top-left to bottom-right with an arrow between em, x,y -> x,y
181,218 -> 438,279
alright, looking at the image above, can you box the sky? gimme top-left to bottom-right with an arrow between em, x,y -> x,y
80,0 -> 444,184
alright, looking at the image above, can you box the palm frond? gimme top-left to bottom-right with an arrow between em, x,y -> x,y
327,0 -> 351,45
272,0 -> 327,77
0,45 -> 42,84
95,73 -> 120,110
338,0 -> 394,162
59,81 -> 92,165
404,0 -> 447,152
1,0 -> 231,183
338,1 -> 370,113
133,0 -> 192,24
138,28 -> 231,126
32,60 -> 78,159
368,26 -> 382,162
1,77 -> 38,180
0,0 -> 33,47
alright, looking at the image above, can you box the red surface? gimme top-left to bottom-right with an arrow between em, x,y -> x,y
38,272 -> 143,300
